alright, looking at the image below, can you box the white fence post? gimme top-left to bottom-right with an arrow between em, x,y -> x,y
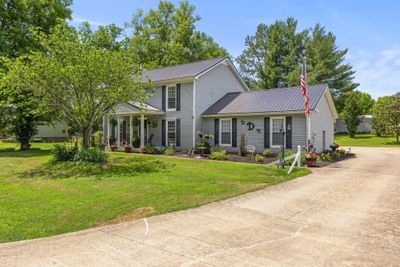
297,145 -> 301,168
288,145 -> 302,174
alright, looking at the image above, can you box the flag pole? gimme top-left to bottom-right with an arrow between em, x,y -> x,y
301,59 -> 312,152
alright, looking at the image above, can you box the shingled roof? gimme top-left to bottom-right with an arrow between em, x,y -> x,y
142,57 -> 227,83
202,84 -> 329,116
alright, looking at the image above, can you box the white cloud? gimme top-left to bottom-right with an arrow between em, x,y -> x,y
352,47 -> 400,98
71,16 -> 104,26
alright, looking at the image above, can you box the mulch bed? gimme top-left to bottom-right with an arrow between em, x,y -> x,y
170,151 -> 277,164
316,153 -> 356,167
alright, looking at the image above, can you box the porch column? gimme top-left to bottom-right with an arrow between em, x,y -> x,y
140,113 -> 145,149
107,114 -> 111,146
117,115 -> 121,147
129,115 -> 133,147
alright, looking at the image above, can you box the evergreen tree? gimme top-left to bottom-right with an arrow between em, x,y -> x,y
306,24 -> 358,110
237,18 -> 306,89
237,18 -> 358,109
127,0 -> 228,70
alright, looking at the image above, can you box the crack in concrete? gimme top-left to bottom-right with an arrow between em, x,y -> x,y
180,225 -> 307,267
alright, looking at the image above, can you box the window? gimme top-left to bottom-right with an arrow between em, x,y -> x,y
167,86 -> 176,110
220,118 -> 232,146
271,118 -> 285,147
167,120 -> 176,146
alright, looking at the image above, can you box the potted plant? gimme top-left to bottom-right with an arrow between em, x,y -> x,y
124,140 -> 131,153
304,152 -> 318,167
330,143 -> 339,152
109,136 -> 117,152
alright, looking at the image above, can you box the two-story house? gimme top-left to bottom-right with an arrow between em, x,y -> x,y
103,57 -> 338,153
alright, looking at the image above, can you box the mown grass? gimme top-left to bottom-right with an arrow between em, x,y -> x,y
335,133 -> 400,147
0,142 -> 310,243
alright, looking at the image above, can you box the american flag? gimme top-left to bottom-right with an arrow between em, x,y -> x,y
301,62 -> 310,116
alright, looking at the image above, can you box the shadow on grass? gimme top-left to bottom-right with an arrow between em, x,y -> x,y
22,156 -> 173,179
0,148 -> 51,158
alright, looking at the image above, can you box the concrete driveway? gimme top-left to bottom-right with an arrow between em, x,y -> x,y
1,147 -> 399,266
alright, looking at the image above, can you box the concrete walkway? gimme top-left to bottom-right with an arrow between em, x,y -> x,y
1,147 -> 399,266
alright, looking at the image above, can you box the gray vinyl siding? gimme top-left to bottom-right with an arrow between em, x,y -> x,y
202,114 -> 306,154
292,115 -> 307,149
195,63 -> 247,144
311,94 -> 335,152
145,82 -> 193,150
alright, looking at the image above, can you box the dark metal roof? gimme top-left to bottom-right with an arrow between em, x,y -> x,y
202,84 -> 328,115
142,57 -> 228,82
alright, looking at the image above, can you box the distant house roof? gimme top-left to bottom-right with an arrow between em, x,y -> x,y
202,84 -> 330,116
142,57 -> 227,83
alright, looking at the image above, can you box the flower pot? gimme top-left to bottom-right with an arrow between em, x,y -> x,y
110,145 -> 117,152
124,146 -> 132,153
305,159 -> 317,167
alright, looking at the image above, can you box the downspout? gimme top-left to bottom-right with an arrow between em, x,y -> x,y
192,77 -> 197,149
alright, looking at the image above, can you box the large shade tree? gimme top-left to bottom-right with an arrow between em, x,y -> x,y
4,23 -> 147,148
127,0 -> 228,69
0,0 -> 72,149
237,18 -> 358,111
373,93 -> 400,143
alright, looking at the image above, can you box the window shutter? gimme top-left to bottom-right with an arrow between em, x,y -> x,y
264,117 -> 270,148
214,119 -> 219,145
176,119 -> 181,147
176,84 -> 181,111
162,119 -> 166,146
162,86 -> 166,111
232,118 -> 237,147
286,116 -> 292,149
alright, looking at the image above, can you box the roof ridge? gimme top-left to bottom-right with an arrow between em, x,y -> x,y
241,84 -> 328,93
143,57 -> 228,73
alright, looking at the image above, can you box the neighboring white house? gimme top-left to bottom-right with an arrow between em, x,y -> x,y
336,115 -> 373,134
103,57 -> 338,153
34,121 -> 69,142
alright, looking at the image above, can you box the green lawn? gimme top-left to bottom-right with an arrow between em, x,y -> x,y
335,133 -> 400,147
0,142 -> 309,243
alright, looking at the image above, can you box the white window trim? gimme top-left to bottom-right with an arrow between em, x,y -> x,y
270,116 -> 286,148
166,118 -> 176,146
166,84 -> 177,111
219,118 -> 232,146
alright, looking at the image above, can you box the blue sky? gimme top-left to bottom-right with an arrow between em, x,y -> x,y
70,0 -> 400,99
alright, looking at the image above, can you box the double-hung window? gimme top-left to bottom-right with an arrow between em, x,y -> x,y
167,120 -> 176,146
167,85 -> 176,110
220,118 -> 232,146
271,117 -> 285,147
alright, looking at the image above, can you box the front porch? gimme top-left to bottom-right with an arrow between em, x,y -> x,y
103,102 -> 164,149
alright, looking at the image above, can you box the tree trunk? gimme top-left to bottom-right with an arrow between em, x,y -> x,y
20,139 -> 31,150
82,128 -> 92,149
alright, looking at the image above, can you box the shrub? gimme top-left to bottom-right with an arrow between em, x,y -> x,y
132,135 -> 140,148
143,144 -> 161,154
330,151 -> 339,159
196,131 -> 213,154
164,146 -> 175,156
51,144 -> 77,162
262,149 -> 272,157
255,154 -> 264,162
338,149 -> 346,156
74,147 -> 108,163
319,153 -> 331,162
210,149 -> 227,160
196,141 -> 211,154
